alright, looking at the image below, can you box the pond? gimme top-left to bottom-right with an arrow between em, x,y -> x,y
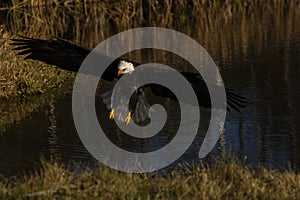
1,1 -> 300,176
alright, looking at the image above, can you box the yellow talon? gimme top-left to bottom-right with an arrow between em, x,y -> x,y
109,109 -> 115,119
125,112 -> 131,125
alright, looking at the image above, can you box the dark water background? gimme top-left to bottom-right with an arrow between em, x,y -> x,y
1,2 -> 300,177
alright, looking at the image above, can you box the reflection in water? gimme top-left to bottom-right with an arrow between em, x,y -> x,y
1,2 -> 300,176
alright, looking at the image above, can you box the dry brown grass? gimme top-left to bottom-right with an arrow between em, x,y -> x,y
0,159 -> 299,199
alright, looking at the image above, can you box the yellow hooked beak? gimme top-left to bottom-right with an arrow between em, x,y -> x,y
118,69 -> 124,77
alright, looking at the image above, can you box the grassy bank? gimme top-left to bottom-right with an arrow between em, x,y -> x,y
0,30 -> 74,99
0,159 -> 299,199
0,29 -> 75,133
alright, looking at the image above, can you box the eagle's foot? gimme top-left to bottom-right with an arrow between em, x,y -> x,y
125,112 -> 131,125
109,109 -> 115,119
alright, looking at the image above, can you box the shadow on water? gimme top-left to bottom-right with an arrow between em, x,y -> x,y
1,1 -> 300,176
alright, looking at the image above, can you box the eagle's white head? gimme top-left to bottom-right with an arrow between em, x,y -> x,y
118,60 -> 135,76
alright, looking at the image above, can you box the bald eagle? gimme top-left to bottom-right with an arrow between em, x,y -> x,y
11,36 -> 246,124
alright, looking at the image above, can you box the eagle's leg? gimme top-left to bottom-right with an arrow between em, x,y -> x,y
125,111 -> 131,125
124,88 -> 142,125
109,109 -> 115,119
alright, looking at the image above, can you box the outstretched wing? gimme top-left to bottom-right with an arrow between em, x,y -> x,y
11,36 -> 246,114
180,71 -> 247,112
142,71 -> 246,112
11,36 -> 89,72
11,36 -> 121,81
